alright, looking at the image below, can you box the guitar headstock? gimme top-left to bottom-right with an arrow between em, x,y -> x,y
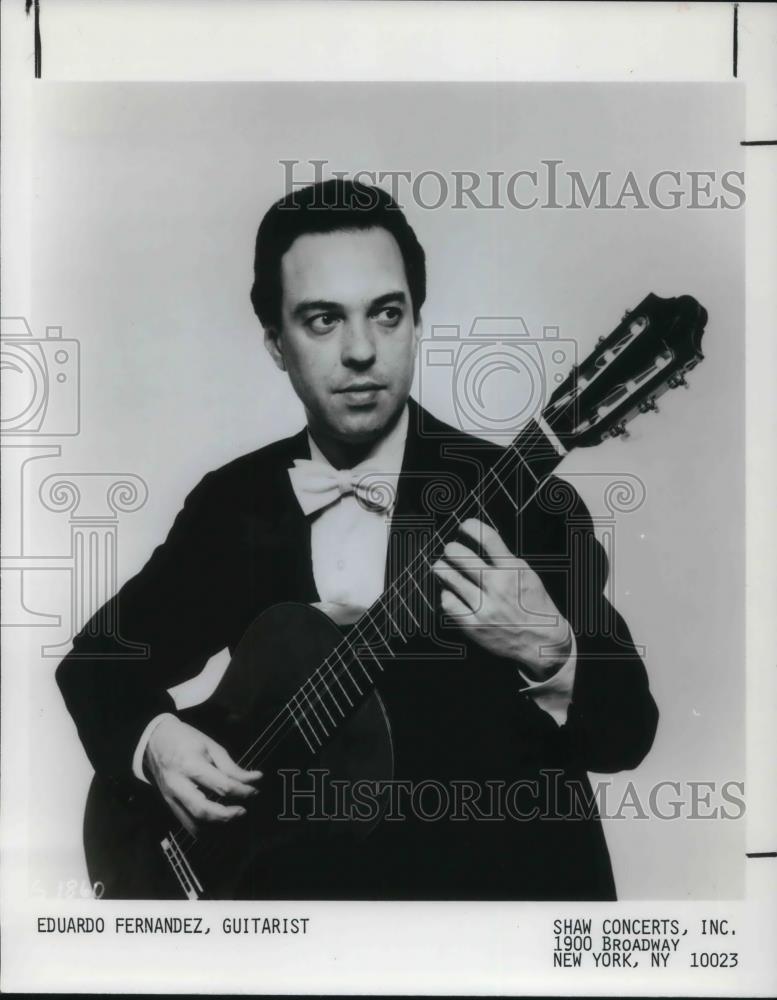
543,293 -> 707,449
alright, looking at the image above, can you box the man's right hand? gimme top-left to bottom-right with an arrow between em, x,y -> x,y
143,716 -> 262,836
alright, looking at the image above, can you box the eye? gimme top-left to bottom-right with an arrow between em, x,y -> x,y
374,305 -> 404,328
307,313 -> 340,335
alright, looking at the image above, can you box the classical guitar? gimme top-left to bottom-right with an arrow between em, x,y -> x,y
84,292 -> 707,899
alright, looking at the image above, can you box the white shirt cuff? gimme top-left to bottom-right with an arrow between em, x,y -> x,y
517,632 -> 577,726
132,712 -> 176,783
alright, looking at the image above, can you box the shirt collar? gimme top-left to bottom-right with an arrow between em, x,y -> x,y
306,403 -> 410,476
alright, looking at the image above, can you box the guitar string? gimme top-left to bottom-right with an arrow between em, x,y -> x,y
173,314 -> 669,859
223,425 -> 549,771
170,427 -> 555,875
235,424 -> 558,770
199,365 -> 600,802
161,315 -> 686,883
169,421 -> 564,860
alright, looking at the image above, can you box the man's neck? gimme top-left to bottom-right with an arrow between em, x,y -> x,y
307,404 -> 408,470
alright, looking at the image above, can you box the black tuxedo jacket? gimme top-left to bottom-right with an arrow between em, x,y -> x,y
57,398 -> 658,900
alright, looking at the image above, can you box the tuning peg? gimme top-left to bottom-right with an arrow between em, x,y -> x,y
668,373 -> 688,389
622,309 -> 632,321
609,421 -> 629,439
638,397 -> 658,414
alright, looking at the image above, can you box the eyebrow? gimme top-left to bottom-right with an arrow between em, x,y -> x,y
291,290 -> 407,320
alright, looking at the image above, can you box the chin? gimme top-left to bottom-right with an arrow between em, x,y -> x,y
337,416 -> 384,443
335,405 -> 394,443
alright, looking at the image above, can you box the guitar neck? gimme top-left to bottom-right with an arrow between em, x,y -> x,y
278,417 -> 566,758
237,293 -> 710,767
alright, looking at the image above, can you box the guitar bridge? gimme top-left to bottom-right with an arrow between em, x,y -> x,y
161,834 -> 203,900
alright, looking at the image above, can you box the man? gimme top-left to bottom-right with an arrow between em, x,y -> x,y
57,178 -> 658,900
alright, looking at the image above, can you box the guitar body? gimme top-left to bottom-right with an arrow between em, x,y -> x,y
84,602 -> 394,899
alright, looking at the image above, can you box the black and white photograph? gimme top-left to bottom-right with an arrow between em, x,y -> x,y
1,2 -> 775,996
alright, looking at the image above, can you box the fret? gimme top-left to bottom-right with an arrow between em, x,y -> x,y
355,629 -> 386,671
418,549 -> 438,573
390,584 -> 422,631
511,420 -> 563,481
299,685 -> 329,740
469,491 -> 499,530
426,527 -> 449,563
315,685 -> 337,727
360,609 -> 396,656
375,602 -> 405,645
287,700 -> 316,752
407,569 -> 435,613
487,465 -> 521,510
326,658 -> 354,708
309,660 -> 347,719
332,647 -> 363,696
348,646 -> 373,683
321,675 -> 346,718
510,449 -> 539,483
298,693 -> 324,747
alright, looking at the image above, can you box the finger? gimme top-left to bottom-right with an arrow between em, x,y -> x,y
440,540 -> 488,583
176,779 -> 247,825
459,518 -> 514,563
191,762 -> 259,800
165,793 -> 198,838
433,561 -> 481,610
205,739 -> 263,783
440,587 -> 472,622
164,774 -> 207,834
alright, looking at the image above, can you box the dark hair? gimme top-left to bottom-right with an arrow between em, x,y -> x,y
250,178 -> 426,329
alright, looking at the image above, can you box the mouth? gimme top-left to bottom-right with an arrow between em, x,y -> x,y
336,383 -> 387,405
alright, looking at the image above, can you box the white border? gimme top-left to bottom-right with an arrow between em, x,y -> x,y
2,1 -> 775,995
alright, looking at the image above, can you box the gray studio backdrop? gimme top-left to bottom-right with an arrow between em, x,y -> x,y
21,81 -> 743,898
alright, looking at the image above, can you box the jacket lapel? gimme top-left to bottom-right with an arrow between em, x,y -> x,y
266,427 -> 321,605
387,397 -> 470,589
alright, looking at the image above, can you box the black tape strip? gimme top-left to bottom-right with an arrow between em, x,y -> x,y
25,0 -> 42,79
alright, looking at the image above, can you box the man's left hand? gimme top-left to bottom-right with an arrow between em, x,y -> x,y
433,518 -> 572,681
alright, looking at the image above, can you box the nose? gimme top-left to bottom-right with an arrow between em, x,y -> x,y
340,318 -> 377,369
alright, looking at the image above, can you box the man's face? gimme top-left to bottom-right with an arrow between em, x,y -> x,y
266,227 -> 421,448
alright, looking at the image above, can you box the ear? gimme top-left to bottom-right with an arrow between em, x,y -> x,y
263,326 -> 286,372
412,313 -> 423,349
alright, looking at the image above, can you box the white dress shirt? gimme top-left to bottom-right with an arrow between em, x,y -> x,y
303,405 -> 408,609
132,406 -> 576,781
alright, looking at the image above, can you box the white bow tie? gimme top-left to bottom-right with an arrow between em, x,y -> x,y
288,459 -> 399,516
